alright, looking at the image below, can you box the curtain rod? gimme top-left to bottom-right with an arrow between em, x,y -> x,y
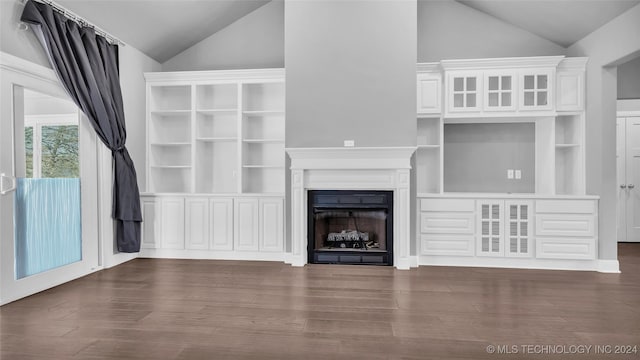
19,0 -> 125,47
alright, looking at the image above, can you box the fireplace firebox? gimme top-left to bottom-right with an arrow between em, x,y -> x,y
308,190 -> 393,265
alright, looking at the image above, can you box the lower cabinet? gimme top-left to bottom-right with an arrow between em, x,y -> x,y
418,196 -> 597,265
535,200 -> 596,259
140,194 -> 284,257
476,200 -> 533,258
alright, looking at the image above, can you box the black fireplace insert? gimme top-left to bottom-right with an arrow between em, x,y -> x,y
308,190 -> 393,265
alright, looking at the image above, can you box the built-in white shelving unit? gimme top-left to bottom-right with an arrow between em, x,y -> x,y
416,56 -> 600,270
142,69 -> 285,261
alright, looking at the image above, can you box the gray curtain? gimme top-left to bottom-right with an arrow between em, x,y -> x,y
21,0 -> 141,252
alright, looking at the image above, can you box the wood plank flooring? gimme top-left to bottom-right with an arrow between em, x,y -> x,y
2,244 -> 640,359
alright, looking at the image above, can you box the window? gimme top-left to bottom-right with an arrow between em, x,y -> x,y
24,115 -> 79,178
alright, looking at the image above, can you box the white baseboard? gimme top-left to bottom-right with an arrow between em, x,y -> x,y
419,256 -> 617,272
597,260 -> 620,273
139,249 -> 285,262
103,252 -> 138,269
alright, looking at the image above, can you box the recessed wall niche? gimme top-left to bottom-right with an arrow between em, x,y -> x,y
443,122 -> 535,193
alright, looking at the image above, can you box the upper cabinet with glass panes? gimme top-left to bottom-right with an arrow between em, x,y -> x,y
440,57 -> 566,118
519,70 -> 554,111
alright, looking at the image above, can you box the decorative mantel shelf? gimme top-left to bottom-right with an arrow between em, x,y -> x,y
285,147 -> 417,270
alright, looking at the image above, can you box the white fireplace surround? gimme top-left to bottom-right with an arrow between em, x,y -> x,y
286,147 -> 417,270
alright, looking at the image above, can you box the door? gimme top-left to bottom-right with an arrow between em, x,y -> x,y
617,117 -> 627,242
1,69 -> 99,304
625,117 -> 640,242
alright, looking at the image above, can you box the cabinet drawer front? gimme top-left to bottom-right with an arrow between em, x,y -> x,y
420,234 -> 474,256
535,214 -> 595,237
536,200 -> 595,214
420,198 -> 475,212
536,237 -> 595,259
421,212 -> 475,234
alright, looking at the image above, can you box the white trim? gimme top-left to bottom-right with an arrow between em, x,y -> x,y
0,52 -> 56,85
145,68 -> 285,83
287,146 -> 416,170
418,193 -> 599,200
286,147 -> 416,270
617,111 -> 640,117
419,255 -> 618,273
440,56 -> 565,70
139,249 -> 285,262
557,57 -> 589,70
417,62 -> 441,73
597,260 -> 621,273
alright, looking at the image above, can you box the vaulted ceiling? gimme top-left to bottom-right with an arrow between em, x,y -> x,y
56,0 -> 270,63
54,0 -> 640,63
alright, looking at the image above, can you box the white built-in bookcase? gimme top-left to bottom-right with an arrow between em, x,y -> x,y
416,57 -> 587,196
146,70 -> 285,195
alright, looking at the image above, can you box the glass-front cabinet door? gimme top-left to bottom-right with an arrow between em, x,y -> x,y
447,71 -> 481,113
483,72 -> 516,112
520,70 -> 554,111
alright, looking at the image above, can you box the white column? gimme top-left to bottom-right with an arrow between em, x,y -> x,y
394,169 -> 411,269
290,169 -> 306,266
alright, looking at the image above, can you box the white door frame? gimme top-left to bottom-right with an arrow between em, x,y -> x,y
0,52 -> 102,305
617,110 -> 640,243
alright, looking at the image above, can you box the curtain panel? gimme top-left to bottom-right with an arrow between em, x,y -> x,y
21,0 -> 142,252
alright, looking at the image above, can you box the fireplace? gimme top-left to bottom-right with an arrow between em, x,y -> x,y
308,190 -> 393,265
286,147 -> 415,269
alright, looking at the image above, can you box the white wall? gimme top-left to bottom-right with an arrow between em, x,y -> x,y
0,0 -> 50,68
417,0 -> 566,62
162,1 -> 283,71
567,3 -> 640,261
285,0 -> 417,148
618,56 -> 640,99
0,0 -> 160,266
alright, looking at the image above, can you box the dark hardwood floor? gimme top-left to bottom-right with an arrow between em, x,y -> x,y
2,244 -> 640,359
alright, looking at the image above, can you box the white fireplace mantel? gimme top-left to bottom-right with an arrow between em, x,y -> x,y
285,146 -> 417,270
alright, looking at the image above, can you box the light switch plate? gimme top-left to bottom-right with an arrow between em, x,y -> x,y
515,170 -> 522,179
344,140 -> 355,147
507,169 -> 514,179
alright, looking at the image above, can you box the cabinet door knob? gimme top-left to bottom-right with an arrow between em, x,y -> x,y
621,184 -> 627,189
629,184 -> 635,189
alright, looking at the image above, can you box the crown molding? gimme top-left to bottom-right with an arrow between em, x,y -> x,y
144,68 -> 285,83
440,56 -> 565,71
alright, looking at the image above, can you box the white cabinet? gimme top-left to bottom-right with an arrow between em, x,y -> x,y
440,57 -> 566,117
210,198 -> 233,250
504,201 -> 533,258
535,199 -> 596,259
417,65 -> 442,115
186,198 -> 209,250
477,200 -> 504,257
141,196 -> 160,249
161,197 -> 185,249
139,195 -> 284,259
143,69 -> 286,261
556,58 -> 587,112
446,71 -> 482,114
259,198 -> 284,252
234,198 -> 259,251
483,71 -> 516,112
519,70 -> 554,111
476,200 -> 533,258
419,198 -> 475,256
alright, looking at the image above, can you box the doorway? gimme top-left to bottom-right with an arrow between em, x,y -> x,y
0,57 -> 100,305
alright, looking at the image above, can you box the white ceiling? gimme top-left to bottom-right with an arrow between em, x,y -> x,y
51,0 -> 640,63
456,0 -> 640,47
56,0 -> 270,63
